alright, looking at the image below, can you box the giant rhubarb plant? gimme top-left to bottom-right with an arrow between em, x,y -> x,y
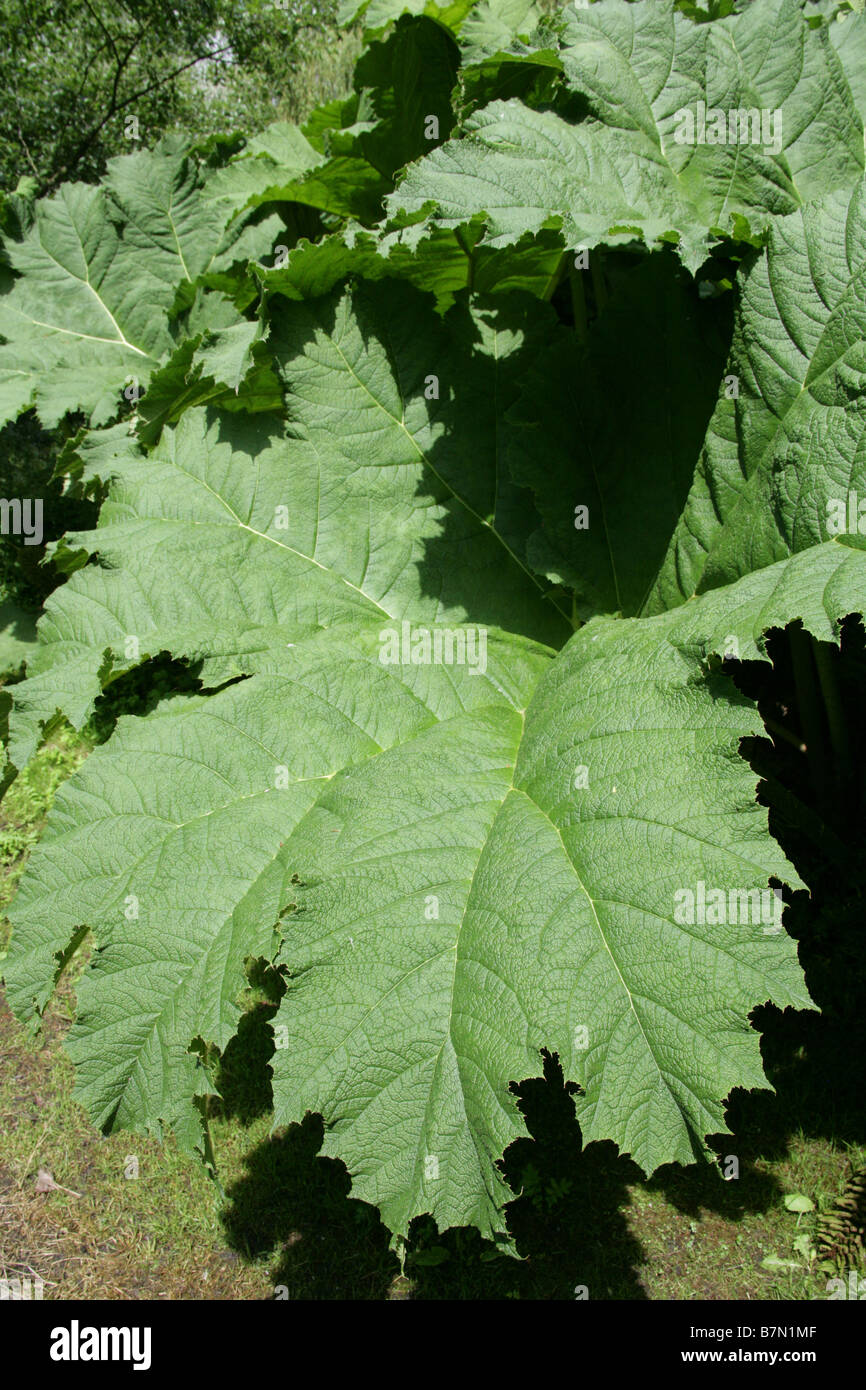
2,0 -> 865,1250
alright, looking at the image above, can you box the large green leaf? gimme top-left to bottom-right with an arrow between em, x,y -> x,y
256,221 -> 482,310
388,96 -> 725,273
556,0 -> 864,209
0,597 -> 39,679
0,144 -> 282,429
205,18 -> 460,227
6,284 -> 568,769
256,212 -> 567,309
459,0 -> 542,63
340,0 -> 476,35
341,16 -> 460,179
205,135 -> 389,226
827,6 -> 866,123
133,291 -> 282,445
0,181 -> 167,428
648,177 -> 866,612
388,0 -> 865,273
15,538 -> 866,1238
266,589 -> 814,1240
9,241 -> 866,1240
455,35 -> 563,114
4,620 -> 551,1159
202,123 -> 327,220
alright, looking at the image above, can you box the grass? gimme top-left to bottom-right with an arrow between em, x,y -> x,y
1,631 -> 865,1300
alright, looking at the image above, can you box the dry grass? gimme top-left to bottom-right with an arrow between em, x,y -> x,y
0,982 -> 273,1300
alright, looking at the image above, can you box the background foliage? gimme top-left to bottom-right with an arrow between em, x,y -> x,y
0,0 -> 359,194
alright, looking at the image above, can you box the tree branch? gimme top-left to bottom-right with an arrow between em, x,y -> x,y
42,35 -> 231,195
80,0 -> 121,65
